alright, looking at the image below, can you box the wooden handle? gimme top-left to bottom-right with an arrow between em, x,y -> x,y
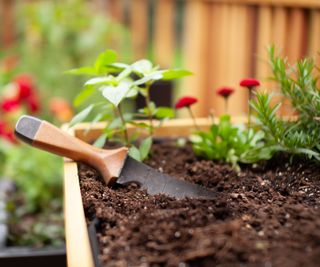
15,115 -> 128,185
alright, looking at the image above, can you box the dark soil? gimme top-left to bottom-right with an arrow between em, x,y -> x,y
79,141 -> 320,267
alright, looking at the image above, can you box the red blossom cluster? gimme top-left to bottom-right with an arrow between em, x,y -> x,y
0,74 -> 40,144
1,74 -> 40,113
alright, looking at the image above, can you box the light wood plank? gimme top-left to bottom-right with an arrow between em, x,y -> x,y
0,0 -> 15,47
154,0 -> 175,67
255,5 -> 272,84
286,8 -> 306,62
73,117 -> 248,142
203,0 -> 320,8
63,125 -> 94,267
309,10 -> 320,63
206,2 -> 222,117
271,7 -> 288,114
130,0 -> 149,59
64,161 -> 94,267
272,7 -> 288,52
180,0 -> 211,116
226,5 -> 254,116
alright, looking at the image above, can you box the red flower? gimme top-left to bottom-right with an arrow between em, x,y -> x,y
25,95 -> 40,113
216,87 -> 235,98
0,120 -> 16,144
0,98 -> 20,112
175,96 -> 198,109
239,78 -> 260,88
14,74 -> 35,100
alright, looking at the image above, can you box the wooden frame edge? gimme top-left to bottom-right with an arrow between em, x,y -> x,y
62,125 -> 94,267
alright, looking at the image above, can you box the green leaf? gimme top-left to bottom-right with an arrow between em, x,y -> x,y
128,145 -> 141,161
69,104 -> 94,127
162,69 -> 193,80
155,107 -> 175,119
85,76 -> 117,87
139,137 -> 152,160
116,66 -> 132,81
93,133 -> 108,148
94,50 -> 117,73
73,87 -> 95,107
65,66 -> 97,76
101,81 -> 136,106
133,71 -> 163,86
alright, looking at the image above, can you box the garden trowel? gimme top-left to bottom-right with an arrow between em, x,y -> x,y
14,115 -> 216,200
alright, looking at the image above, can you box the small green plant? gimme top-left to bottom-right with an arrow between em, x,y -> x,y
68,49 -> 191,161
250,47 -> 320,160
184,85 -> 273,169
190,115 -> 273,169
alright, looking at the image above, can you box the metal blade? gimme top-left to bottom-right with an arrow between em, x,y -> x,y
117,156 -> 216,199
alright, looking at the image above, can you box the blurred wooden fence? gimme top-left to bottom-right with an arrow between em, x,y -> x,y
1,0 -> 320,116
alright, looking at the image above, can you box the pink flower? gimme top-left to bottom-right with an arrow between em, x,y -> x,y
239,78 -> 260,88
175,96 -> 198,109
216,87 -> 235,98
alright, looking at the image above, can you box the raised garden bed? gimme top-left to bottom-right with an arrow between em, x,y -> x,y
64,118 -> 320,267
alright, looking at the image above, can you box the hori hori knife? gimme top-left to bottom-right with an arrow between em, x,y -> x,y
15,115 -> 216,199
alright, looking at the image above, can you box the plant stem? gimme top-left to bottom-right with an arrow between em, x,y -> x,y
224,98 -> 228,114
187,106 -> 200,131
117,104 -> 129,145
248,88 -> 253,129
145,83 -> 153,136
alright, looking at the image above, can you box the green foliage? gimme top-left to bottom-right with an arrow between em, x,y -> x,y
128,137 -> 153,161
250,47 -> 320,161
68,50 -> 191,160
11,0 -> 132,116
190,115 -> 274,169
3,145 -> 63,213
1,143 -> 64,247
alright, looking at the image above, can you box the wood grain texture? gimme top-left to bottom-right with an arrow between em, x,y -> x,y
272,7 -> 288,52
286,8 -> 306,63
255,5 -> 272,83
72,117 -> 248,141
181,0 -> 211,116
130,0 -> 149,59
0,0 -> 15,47
309,9 -> 320,64
202,0 -> 320,8
154,0 -> 175,67
62,125 -> 94,267
34,121 -> 128,184
64,161 -> 94,267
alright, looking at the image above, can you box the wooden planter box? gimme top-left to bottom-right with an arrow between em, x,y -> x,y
63,117 -> 247,267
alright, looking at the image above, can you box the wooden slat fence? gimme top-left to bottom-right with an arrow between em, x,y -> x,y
1,0 -> 320,116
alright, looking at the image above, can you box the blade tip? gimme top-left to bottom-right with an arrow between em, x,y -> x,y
14,115 -> 42,144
